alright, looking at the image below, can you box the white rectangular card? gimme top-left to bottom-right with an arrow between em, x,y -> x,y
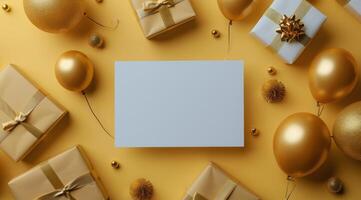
115,61 -> 244,147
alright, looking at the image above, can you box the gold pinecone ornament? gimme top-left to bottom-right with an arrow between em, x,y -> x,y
276,15 -> 305,43
262,79 -> 286,103
130,178 -> 154,200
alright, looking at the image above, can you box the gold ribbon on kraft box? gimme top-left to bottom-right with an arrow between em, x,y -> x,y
183,163 -> 260,200
36,163 -> 95,200
0,65 -> 66,161
8,146 -> 109,200
132,0 -> 196,38
0,91 -> 44,137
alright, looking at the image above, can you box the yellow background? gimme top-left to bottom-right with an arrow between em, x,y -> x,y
1,0 -> 361,199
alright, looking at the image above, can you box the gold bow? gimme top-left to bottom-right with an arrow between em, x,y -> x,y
2,111 -> 31,132
36,173 -> 94,200
143,0 -> 175,12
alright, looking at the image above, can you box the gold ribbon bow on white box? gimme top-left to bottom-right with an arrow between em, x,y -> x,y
143,0 -> 175,12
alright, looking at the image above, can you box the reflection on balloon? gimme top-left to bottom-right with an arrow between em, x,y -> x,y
274,113 -> 331,178
23,0 -> 85,33
333,101 -> 361,161
309,48 -> 359,103
55,50 -> 94,92
217,0 -> 254,21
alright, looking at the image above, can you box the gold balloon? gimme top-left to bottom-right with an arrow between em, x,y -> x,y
217,0 -> 254,21
309,48 -> 359,103
23,0 -> 85,33
55,51 -> 94,92
274,113 -> 331,178
333,101 -> 361,161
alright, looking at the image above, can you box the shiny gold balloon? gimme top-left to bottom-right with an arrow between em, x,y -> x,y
55,51 -> 94,92
333,101 -> 361,161
217,0 -> 254,21
309,48 -> 359,103
23,0 -> 85,33
274,113 -> 331,178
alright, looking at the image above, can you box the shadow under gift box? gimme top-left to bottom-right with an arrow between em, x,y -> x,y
8,146 -> 109,200
0,65 -> 67,162
130,0 -> 196,39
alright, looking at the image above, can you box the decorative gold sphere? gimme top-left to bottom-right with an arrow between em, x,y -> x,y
251,128 -> 259,136
267,66 -> 277,75
2,4 -> 11,12
111,161 -> 120,169
211,29 -> 221,38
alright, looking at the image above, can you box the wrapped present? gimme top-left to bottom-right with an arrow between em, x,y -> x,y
0,65 -> 67,161
130,0 -> 196,39
339,0 -> 361,21
8,146 -> 109,200
183,163 -> 260,200
250,0 -> 327,64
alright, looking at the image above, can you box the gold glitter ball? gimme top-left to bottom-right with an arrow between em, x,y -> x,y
111,161 -> 120,169
262,79 -> 286,103
211,29 -> 221,38
130,179 -> 154,200
276,15 -> 305,43
2,4 -> 11,12
267,67 -> 277,75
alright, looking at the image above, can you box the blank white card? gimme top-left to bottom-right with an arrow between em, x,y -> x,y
115,61 -> 244,147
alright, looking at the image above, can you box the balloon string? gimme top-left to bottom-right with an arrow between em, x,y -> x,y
317,102 -> 325,117
83,12 -> 119,30
227,20 -> 233,54
284,176 -> 296,200
82,92 -> 114,140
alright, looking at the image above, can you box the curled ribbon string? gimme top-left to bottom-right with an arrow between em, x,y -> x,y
284,176 -> 296,200
82,92 -> 113,139
316,102 -> 325,117
83,12 -> 119,30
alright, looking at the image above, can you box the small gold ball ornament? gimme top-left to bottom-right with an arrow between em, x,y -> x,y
211,29 -> 221,38
267,67 -> 277,76
2,4 -> 11,12
262,79 -> 286,103
251,128 -> 259,136
327,177 -> 343,194
111,161 -> 120,169
130,178 -> 154,200
89,34 -> 104,49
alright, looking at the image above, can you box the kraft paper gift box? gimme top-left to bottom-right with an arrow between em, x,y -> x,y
131,0 -> 196,39
0,65 -> 66,161
183,163 -> 260,200
338,0 -> 361,21
8,146 -> 109,200
250,0 -> 327,64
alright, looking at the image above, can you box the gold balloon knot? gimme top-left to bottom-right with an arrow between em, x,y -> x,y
276,15 -> 305,43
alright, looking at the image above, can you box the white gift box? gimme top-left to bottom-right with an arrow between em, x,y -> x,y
342,0 -> 361,21
250,0 -> 327,64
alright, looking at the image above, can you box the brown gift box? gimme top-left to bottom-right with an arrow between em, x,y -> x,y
8,146 -> 109,200
131,0 -> 196,39
0,65 -> 67,161
183,163 -> 260,200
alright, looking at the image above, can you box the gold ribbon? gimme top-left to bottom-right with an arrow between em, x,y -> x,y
0,91 -> 44,138
36,163 -> 94,200
142,0 -> 177,27
189,180 -> 237,200
265,0 -> 312,52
